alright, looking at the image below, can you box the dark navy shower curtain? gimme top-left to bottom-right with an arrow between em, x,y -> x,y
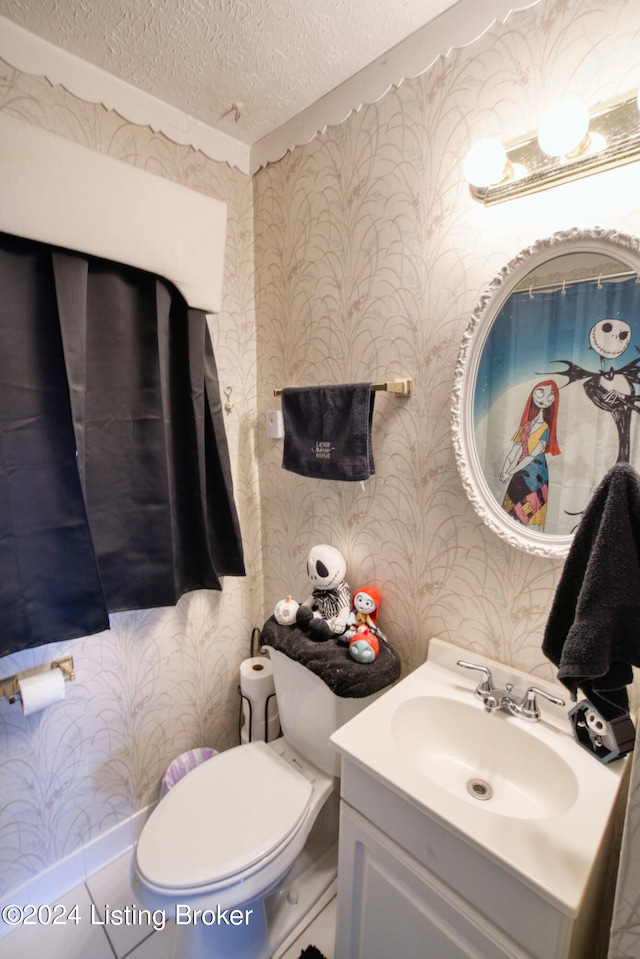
0,233 -> 244,657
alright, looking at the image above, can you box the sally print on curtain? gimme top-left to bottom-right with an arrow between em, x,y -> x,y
474,274 -> 640,538
500,380 -> 561,531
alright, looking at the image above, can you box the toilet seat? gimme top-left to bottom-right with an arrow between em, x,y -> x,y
135,741 -> 313,891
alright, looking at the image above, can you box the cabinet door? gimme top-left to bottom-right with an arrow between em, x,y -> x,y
336,804 -> 529,959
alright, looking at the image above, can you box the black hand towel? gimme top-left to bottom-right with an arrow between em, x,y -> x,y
281,382 -> 375,481
542,462 -> 640,719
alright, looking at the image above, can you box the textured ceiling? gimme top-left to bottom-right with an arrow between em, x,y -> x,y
0,0 -> 461,145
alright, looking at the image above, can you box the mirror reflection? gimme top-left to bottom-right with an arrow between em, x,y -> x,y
454,230 -> 640,556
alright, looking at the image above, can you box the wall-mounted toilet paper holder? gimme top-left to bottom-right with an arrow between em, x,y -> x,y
0,656 -> 75,706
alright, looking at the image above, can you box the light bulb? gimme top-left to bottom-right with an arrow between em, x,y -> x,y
537,98 -> 589,157
463,139 -> 508,188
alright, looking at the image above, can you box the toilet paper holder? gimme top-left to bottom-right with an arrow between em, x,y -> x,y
0,656 -> 75,706
238,685 -> 278,743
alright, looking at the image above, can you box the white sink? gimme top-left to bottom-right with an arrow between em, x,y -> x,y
330,638 -> 626,916
391,694 -> 578,819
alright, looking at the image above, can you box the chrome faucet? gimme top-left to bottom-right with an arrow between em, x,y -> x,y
457,660 -> 565,722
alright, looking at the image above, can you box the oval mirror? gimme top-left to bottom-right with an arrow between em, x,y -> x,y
452,227 -> 640,557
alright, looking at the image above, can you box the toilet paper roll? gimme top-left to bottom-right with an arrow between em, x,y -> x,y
18,669 -> 66,716
240,657 -> 280,743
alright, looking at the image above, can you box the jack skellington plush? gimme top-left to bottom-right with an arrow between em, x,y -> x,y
276,544 -> 351,642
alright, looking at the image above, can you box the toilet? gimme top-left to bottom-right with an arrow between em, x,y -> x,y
131,645 -> 383,959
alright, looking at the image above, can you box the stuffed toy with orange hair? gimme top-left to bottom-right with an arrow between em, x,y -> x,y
343,586 -> 381,663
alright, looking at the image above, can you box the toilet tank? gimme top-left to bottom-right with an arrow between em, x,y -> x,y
265,646 -> 384,777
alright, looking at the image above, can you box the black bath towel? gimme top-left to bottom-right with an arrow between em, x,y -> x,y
261,616 -> 401,698
281,382 -> 375,481
542,462 -> 640,719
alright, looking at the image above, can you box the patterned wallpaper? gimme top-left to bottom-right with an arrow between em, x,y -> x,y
0,59 -> 263,895
1,0 -> 640,953
253,0 -> 640,953
254,0 -> 640,678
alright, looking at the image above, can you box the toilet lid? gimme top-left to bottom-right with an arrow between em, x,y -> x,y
136,741 -> 313,889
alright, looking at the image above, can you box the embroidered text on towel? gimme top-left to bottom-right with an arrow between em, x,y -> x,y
313,442 -> 336,460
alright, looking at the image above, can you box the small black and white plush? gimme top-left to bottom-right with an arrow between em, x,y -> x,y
294,544 -> 352,641
261,617 -> 401,699
543,462 -> 640,719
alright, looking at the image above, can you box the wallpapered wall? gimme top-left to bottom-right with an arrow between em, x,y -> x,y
252,0 -> 640,953
1,0 -> 640,952
255,0 -> 640,679
0,59 -> 263,895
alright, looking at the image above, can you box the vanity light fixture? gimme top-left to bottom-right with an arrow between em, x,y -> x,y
465,91 -> 640,205
463,139 -> 510,188
536,98 -> 590,158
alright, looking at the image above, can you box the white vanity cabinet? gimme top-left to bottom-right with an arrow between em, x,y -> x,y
330,640 -> 625,959
334,759 -> 610,959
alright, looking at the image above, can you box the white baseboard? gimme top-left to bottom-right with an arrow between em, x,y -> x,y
0,804 -> 154,941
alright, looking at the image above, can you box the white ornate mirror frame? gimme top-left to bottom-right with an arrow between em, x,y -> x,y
452,227 -> 640,558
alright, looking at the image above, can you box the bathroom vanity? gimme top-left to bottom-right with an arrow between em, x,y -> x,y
330,639 -> 626,959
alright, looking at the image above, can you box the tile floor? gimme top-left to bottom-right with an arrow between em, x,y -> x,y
0,849 -> 336,959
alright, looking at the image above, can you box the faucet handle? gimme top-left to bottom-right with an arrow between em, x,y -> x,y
520,686 -> 565,722
457,661 -> 494,699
